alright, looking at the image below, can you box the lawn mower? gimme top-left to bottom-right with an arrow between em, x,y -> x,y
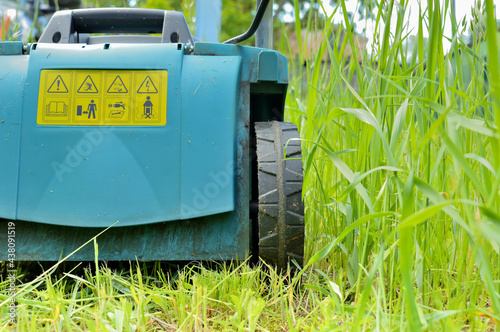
0,1 -> 304,271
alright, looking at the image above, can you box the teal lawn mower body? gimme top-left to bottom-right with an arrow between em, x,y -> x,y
0,7 -> 304,270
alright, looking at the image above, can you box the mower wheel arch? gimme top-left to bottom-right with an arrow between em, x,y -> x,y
255,121 -> 305,271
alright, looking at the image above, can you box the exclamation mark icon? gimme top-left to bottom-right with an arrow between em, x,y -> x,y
57,79 -> 60,91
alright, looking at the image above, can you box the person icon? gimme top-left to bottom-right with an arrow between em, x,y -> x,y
143,96 -> 153,119
87,100 -> 97,119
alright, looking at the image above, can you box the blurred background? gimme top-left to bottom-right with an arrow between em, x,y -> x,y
1,0 -> 496,68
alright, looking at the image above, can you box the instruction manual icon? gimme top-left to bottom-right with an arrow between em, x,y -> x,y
46,101 -> 68,116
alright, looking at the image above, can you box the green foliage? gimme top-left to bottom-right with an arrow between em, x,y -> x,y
284,0 -> 500,329
137,0 -> 196,33
81,0 -> 132,8
220,0 -> 255,45
1,260 -> 318,331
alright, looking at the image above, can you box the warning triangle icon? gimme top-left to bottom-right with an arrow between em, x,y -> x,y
107,75 -> 128,93
77,75 -> 99,93
47,75 -> 69,93
137,76 -> 158,93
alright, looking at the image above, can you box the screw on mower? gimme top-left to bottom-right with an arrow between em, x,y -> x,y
0,3 -> 304,271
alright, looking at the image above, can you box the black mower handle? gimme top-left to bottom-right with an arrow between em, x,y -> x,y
38,8 -> 194,44
72,8 -> 165,34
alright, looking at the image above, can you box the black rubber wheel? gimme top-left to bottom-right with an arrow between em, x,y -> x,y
255,121 -> 304,272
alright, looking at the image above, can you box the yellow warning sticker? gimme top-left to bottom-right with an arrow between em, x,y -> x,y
37,70 -> 167,126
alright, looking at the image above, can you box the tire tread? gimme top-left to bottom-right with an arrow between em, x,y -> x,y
255,121 -> 305,271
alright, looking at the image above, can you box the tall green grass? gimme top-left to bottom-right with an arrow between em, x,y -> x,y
283,0 -> 500,329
